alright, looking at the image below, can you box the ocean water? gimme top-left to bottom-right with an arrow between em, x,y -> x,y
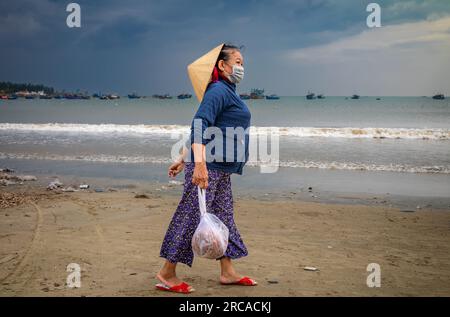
1,96 -> 449,200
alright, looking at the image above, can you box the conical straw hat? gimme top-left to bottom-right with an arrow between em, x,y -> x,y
187,43 -> 224,102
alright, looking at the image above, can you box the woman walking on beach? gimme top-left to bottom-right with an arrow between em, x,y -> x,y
156,43 -> 257,294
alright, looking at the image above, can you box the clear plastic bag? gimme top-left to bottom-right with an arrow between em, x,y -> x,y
191,187 -> 229,259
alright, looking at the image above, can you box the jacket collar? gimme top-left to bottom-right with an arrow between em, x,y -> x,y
218,77 -> 236,91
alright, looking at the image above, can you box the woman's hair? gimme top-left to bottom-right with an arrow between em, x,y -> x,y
215,43 -> 245,66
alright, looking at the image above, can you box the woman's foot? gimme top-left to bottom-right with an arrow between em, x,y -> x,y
220,272 -> 258,286
156,270 -> 195,292
219,257 -> 257,286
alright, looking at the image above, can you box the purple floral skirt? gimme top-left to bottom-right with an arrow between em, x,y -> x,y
159,162 -> 248,267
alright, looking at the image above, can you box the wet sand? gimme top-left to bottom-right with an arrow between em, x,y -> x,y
1,177 -> 450,297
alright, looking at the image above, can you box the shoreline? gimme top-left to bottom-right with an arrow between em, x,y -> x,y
1,159 -> 450,211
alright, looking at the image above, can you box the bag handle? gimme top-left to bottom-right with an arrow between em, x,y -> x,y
197,186 -> 207,216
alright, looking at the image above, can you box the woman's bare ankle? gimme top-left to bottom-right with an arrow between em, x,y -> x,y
159,266 -> 177,278
158,261 -> 178,279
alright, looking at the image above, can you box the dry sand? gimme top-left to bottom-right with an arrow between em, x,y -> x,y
1,184 -> 450,297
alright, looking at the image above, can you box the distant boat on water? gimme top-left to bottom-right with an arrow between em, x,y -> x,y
432,94 -> 445,100
265,94 -> 280,100
108,94 -> 120,100
250,88 -> 265,99
317,94 -> 325,99
306,91 -> 315,100
25,95 -> 36,99
351,94 -> 360,100
177,93 -> 192,99
62,93 -> 89,100
64,94 -> 78,100
7,94 -> 18,100
98,94 -> 119,100
153,94 -> 172,99
239,93 -> 251,100
128,93 -> 142,99
39,95 -> 52,99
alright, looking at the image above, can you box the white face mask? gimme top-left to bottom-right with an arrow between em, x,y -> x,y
224,63 -> 244,84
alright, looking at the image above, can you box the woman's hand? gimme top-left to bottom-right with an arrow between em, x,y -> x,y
191,143 -> 208,189
168,146 -> 188,178
168,160 -> 184,178
192,162 -> 208,189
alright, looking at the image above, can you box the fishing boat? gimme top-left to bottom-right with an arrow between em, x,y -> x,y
306,91 -> 315,100
39,95 -> 52,99
7,94 -> 18,100
25,95 -> 36,99
317,94 -> 325,99
0,95 -> 8,100
432,94 -> 445,100
265,94 -> 280,100
108,94 -> 120,100
250,88 -> 265,99
128,93 -> 142,99
350,94 -> 360,100
177,93 -> 192,99
155,94 -> 172,99
64,94 -> 77,100
239,93 -> 251,100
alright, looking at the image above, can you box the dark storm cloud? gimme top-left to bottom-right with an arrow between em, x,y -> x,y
1,0 -> 449,95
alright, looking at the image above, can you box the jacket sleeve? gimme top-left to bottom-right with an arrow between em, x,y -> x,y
190,85 -> 226,145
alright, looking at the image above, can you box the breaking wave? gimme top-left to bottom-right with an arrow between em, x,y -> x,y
1,123 -> 449,140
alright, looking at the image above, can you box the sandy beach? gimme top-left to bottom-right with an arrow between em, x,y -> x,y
1,174 -> 450,297
2,0 -> 450,301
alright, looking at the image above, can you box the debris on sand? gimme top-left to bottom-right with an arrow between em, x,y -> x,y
61,186 -> 77,192
0,179 -> 17,186
47,179 -> 63,190
15,175 -> 37,181
0,170 -> 37,185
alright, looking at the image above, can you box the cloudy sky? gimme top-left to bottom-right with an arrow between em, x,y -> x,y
1,0 -> 449,96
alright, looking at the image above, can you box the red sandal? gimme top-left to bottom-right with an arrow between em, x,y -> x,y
155,282 -> 195,294
220,276 -> 258,286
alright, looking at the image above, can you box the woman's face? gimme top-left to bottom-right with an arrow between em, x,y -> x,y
218,50 -> 244,76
